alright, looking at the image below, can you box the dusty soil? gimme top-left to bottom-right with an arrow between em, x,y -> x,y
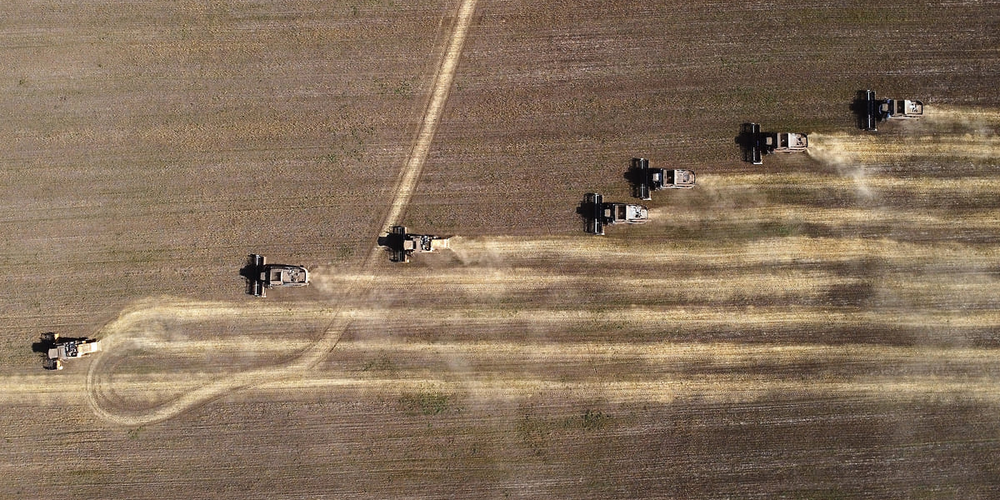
3,0 -> 1000,498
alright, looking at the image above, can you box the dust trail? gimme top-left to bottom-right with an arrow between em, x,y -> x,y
707,172 -> 1000,193
809,105 -> 1000,168
806,133 -> 876,199
255,377 -> 1000,405
448,236 -> 998,269
87,0 -> 480,426
806,105 -> 1000,201
923,104 -> 1000,131
650,205 -> 1000,233
810,131 -> 1000,163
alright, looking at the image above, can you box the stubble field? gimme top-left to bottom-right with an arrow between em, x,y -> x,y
3,0 -> 1000,498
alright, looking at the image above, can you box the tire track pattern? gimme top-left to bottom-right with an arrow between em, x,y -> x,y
86,88 -> 1000,423
87,0 -> 480,426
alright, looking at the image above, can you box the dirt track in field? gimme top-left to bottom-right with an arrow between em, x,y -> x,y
381,0 -> 479,233
84,0 -> 481,426
83,296 -> 1000,422
88,223 -> 1000,424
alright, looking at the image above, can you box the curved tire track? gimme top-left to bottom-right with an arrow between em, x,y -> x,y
88,0 -> 479,426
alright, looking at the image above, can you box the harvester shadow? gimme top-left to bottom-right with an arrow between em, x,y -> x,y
376,232 -> 405,256
238,257 -> 257,295
31,333 -> 55,354
734,123 -> 758,163
622,159 -> 646,199
850,90 -> 871,130
575,195 -> 598,233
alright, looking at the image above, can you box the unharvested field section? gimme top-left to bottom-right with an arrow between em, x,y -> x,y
0,0 -> 452,358
405,0 -> 1000,235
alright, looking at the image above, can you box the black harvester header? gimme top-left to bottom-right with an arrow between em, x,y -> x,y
586,193 -> 606,235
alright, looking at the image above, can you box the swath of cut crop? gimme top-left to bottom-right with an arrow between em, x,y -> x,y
810,105 -> 1000,168
85,88 -> 1000,426
262,336 -> 1000,404
447,236 -> 998,270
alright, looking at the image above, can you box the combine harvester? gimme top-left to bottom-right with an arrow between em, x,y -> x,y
860,89 -> 924,131
42,333 -> 102,370
244,254 -> 310,297
740,122 -> 808,165
379,226 -> 451,263
584,193 -> 648,235
630,157 -> 695,201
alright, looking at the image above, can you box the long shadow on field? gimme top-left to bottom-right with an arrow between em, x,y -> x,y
575,195 -> 599,235
238,256 -> 255,294
238,254 -> 265,296
30,332 -> 88,355
31,334 -> 54,355
623,158 -> 647,199
850,89 -> 874,131
32,337 -> 52,370
376,230 -> 405,263
734,123 -> 759,164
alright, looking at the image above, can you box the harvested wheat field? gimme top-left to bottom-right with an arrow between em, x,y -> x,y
3,0 -> 1000,498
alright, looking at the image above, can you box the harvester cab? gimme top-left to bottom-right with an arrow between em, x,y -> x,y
583,193 -> 648,235
860,89 -> 924,131
379,226 -> 451,263
739,123 -> 809,164
630,157 -> 695,200
243,254 -> 310,297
